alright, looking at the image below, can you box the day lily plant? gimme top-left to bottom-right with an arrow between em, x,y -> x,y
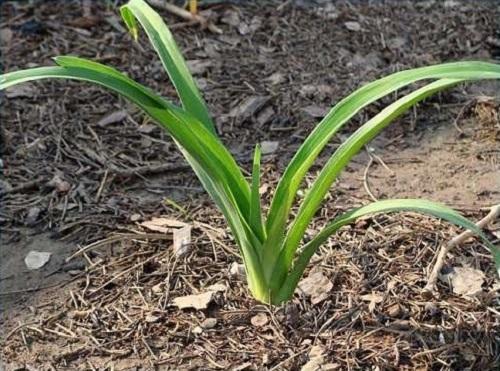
2,0 -> 499,305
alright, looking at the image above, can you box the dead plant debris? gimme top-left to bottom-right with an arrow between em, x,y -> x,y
2,211 -> 499,370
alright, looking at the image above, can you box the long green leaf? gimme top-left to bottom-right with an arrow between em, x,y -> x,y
275,199 -> 500,304
120,0 -> 263,284
0,60 -> 264,292
0,63 -> 229,213
119,0 -> 253,226
264,62 -> 500,266
121,0 -> 215,132
273,79 -> 463,282
56,56 -> 250,218
249,144 -> 265,242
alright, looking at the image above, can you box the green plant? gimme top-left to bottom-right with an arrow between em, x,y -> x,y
2,0 -> 499,305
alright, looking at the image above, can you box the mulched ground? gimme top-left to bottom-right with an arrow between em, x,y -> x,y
1,0 -> 500,370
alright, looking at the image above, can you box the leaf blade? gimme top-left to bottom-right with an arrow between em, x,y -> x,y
0,61 -> 261,285
56,55 -> 250,217
277,79 -> 463,276
121,0 -> 214,132
249,144 -> 266,242
264,62 -> 500,266
276,199 -> 500,303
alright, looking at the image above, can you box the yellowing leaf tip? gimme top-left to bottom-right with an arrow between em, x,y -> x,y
120,5 -> 139,41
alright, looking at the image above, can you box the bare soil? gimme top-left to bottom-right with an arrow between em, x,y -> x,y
1,0 -> 499,370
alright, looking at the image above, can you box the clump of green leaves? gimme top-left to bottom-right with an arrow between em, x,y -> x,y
2,0 -> 499,305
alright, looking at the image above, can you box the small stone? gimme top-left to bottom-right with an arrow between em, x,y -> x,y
25,206 -> 41,226
344,21 -> 361,32
201,318 -> 217,329
0,28 -> 13,44
152,282 -> 164,294
192,326 -> 203,334
130,213 -> 142,222
250,312 -> 269,327
25,251 -> 51,270
260,141 -> 279,155
237,22 -> 250,35
229,262 -> 245,278
386,303 -> 402,318
444,0 -> 460,7
48,174 -> 71,193
145,314 -> 160,323
266,72 -> 285,85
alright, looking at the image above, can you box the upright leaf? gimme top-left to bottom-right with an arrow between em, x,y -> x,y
120,0 -> 214,132
249,144 -> 265,242
120,0 -> 253,226
278,79 -> 464,278
264,62 -> 500,268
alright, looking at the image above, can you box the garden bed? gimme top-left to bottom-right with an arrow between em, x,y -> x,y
1,0 -> 499,369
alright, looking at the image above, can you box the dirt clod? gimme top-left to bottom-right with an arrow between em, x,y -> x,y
298,269 -> 333,305
173,291 -> 215,310
250,312 -> 268,327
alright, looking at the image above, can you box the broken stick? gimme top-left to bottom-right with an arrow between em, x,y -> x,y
148,0 -> 222,34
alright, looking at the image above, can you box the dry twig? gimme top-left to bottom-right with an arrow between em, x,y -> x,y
423,204 -> 500,295
148,0 -> 222,34
363,154 -> 378,202
0,176 -> 48,196
66,233 -> 172,262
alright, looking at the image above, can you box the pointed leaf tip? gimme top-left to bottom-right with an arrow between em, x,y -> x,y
120,5 -> 139,41
53,56 -> 78,67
